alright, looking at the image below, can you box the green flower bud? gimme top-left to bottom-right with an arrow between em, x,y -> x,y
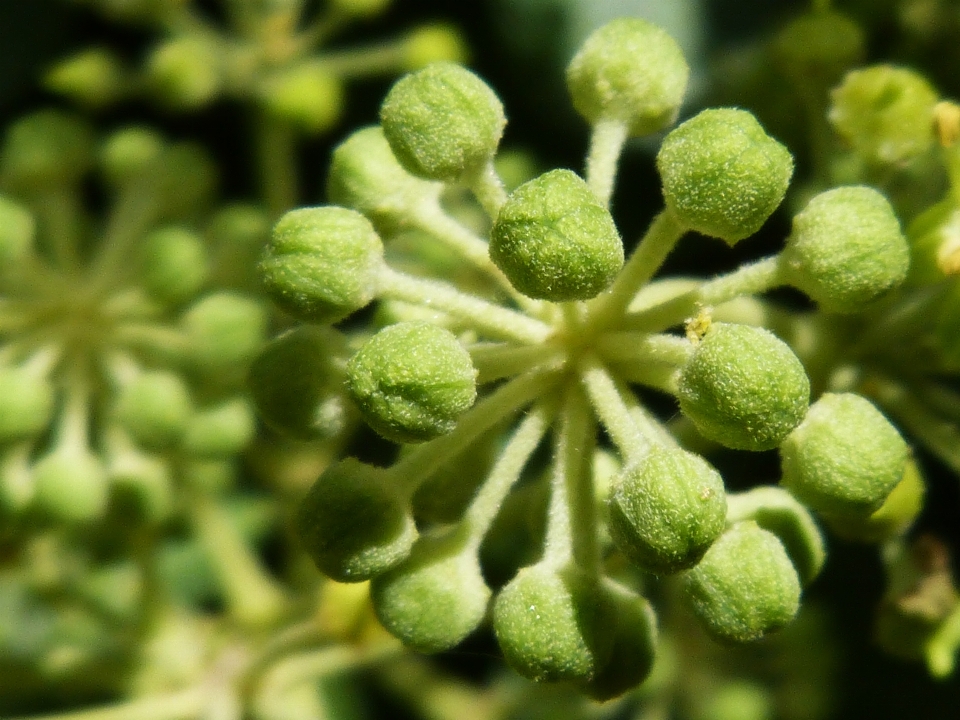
825,458 -> 924,542
0,366 -> 55,442
608,447 -> 727,574
493,564 -> 616,683
380,62 -> 505,182
260,64 -> 343,134
904,199 -> 960,286
347,322 -> 477,444
580,584 -> 657,701
145,37 -> 222,109
682,521 -> 801,643
774,10 -> 865,89
45,47 -> 125,108
296,459 -> 417,582
371,528 -> 490,652
261,206 -> 384,323
141,226 -> 210,305
403,24 -> 468,70
782,186 -> 908,313
677,323 -> 810,451
780,392 -> 908,520
182,292 -> 267,372
33,446 -> 110,522
99,126 -> 164,186
0,195 -> 36,265
0,110 -> 94,189
566,18 -> 689,136
182,398 -> 256,458
657,109 -> 793,244
490,169 -> 623,301
249,326 -> 348,439
114,371 -> 193,448
829,65 -> 939,165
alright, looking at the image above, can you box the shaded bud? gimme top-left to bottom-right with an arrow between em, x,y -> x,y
145,37 -> 222,109
141,226 -> 210,305
33,446 -> 110,522
347,322 -> 477,443
403,24 -> 468,70
45,47 -> 126,108
99,126 -> 165,186
678,323 -> 810,451
566,18 -> 689,136
182,398 -> 256,458
825,458 -> 924,543
608,447 -> 727,574
774,10 -> 865,89
657,109 -> 793,244
260,64 -> 343,134
261,206 -> 384,323
490,169 -> 623,301
380,63 -> 505,182
182,292 -> 268,372
0,110 -> 94,189
114,370 -> 193,449
0,366 -> 54,442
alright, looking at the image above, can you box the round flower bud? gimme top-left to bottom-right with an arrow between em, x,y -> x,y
682,521 -> 801,643
0,366 -> 54,442
579,584 -> 657,701
677,323 -> 810,451
782,186 -> 908,313
371,529 -> 490,652
493,564 -> 616,683
33,446 -> 110,522
0,196 -> 35,266
261,206 -> 384,323
780,392 -> 908,520
45,47 -> 125,108
261,64 -> 343,134
100,126 -> 165,186
657,109 -> 793,244
249,326 -> 348,439
145,37 -> 222,109
608,447 -> 727,574
566,18 -> 689,136
296,459 -> 417,582
347,322 -> 477,444
380,62 -> 505,182
0,110 -> 94,189
403,24 -> 468,70
182,292 -> 267,372
182,399 -> 256,458
825,458 -> 924,543
829,65 -> 939,166
774,10 -> 865,89
490,169 -> 624,301
114,371 -> 193,449
141,226 -> 210,305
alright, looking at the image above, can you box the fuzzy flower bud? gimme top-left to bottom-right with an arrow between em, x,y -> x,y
296,459 -> 417,582
678,323 -> 810,451
566,18 -> 689,136
657,109 -> 793,244
490,169 -> 623,301
782,186 -> 908,313
261,206 -> 384,323
380,62 -> 505,182
682,521 -> 801,643
347,322 -> 477,444
780,392 -> 908,520
371,529 -> 490,652
608,447 -> 727,574
141,226 -> 210,305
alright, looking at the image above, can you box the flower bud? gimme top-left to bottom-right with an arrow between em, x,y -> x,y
371,529 -> 490,652
403,24 -> 468,69
296,459 -> 417,582
99,126 -> 165,186
380,63 -> 505,182
141,226 -> 210,305
249,326 -> 348,439
825,458 -> 924,542
829,65 -> 939,165
682,521 -> 801,643
782,186 -> 908,313
780,392 -> 908,520
566,18 -> 689,136
205,204 -> 270,289
182,292 -> 267,372
493,564 -> 616,683
0,110 -> 94,189
145,37 -> 222,109
114,371 -> 193,449
347,322 -> 477,443
182,398 -> 256,458
774,10 -> 865,89
260,64 -> 343,134
608,447 -> 726,574
0,195 -> 35,265
490,169 -> 623,301
0,366 -> 54,442
33,446 -> 110,522
45,47 -> 125,108
657,109 -> 793,244
677,323 -> 810,451
261,206 -> 384,323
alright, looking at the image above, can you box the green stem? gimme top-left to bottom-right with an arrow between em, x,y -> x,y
469,343 -> 565,384
585,118 -> 629,207
466,159 -> 508,219
36,187 -> 83,272
89,179 -> 162,292
378,266 -> 553,344
257,113 -> 299,217
605,359 -> 680,395
314,39 -> 411,77
579,357 -> 652,464
595,331 -> 692,366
